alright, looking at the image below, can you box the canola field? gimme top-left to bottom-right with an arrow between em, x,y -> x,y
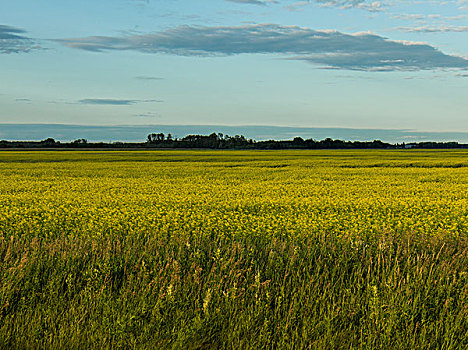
0,150 -> 467,349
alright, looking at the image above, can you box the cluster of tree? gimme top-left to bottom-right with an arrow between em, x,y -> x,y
404,142 -> 464,149
0,138 -> 142,149
254,137 -> 390,150
147,132 -> 253,149
0,134 -> 467,149
145,133 -> 468,149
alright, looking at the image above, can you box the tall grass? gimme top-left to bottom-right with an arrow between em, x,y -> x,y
1,231 -> 467,349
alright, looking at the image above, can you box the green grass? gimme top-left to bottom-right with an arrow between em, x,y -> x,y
1,232 -> 467,349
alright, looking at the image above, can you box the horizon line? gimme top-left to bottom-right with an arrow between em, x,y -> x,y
1,123 -> 467,134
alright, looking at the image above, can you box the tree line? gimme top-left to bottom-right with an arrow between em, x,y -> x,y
0,133 -> 467,149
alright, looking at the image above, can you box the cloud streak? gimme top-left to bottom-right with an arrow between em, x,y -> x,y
133,112 -> 162,118
135,76 -> 164,80
286,0 -> 385,12
57,24 -> 468,71
316,0 -> 383,11
78,99 -> 162,105
0,24 -> 41,54
398,25 -> 468,33
226,0 -> 278,5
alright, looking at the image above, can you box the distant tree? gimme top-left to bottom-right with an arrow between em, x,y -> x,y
147,133 -> 165,143
40,138 -> 57,147
293,137 -> 304,146
143,132 -> 401,150
72,139 -> 88,144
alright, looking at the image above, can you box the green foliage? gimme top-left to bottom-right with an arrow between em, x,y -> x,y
0,232 -> 467,349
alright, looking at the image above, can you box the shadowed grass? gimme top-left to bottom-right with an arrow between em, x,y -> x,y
1,231 -> 467,349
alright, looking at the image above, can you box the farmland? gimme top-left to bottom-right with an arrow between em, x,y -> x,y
0,150 -> 467,348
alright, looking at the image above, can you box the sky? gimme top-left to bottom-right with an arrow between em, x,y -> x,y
1,0 -> 468,138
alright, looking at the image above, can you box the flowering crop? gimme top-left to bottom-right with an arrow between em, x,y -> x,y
0,150 -> 467,348
1,150 -> 467,239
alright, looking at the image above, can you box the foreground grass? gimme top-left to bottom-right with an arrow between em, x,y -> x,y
1,232 -> 467,349
0,150 -> 467,348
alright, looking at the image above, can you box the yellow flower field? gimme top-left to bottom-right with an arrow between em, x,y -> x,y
1,150 -> 467,239
0,150 -> 467,348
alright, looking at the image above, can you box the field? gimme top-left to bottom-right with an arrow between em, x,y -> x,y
1,150 -> 467,349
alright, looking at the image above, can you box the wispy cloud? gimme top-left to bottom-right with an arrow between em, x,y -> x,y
133,112 -> 162,118
78,98 -> 162,105
135,76 -> 164,80
286,0 -> 385,12
317,0 -> 384,12
0,24 -> 41,54
389,9 -> 468,34
56,24 -> 468,71
398,25 -> 468,33
226,0 -> 278,5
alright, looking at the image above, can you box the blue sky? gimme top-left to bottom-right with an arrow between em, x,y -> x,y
1,0 -> 468,134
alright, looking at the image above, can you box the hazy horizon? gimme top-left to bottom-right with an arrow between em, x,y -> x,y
2,123 -> 468,143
